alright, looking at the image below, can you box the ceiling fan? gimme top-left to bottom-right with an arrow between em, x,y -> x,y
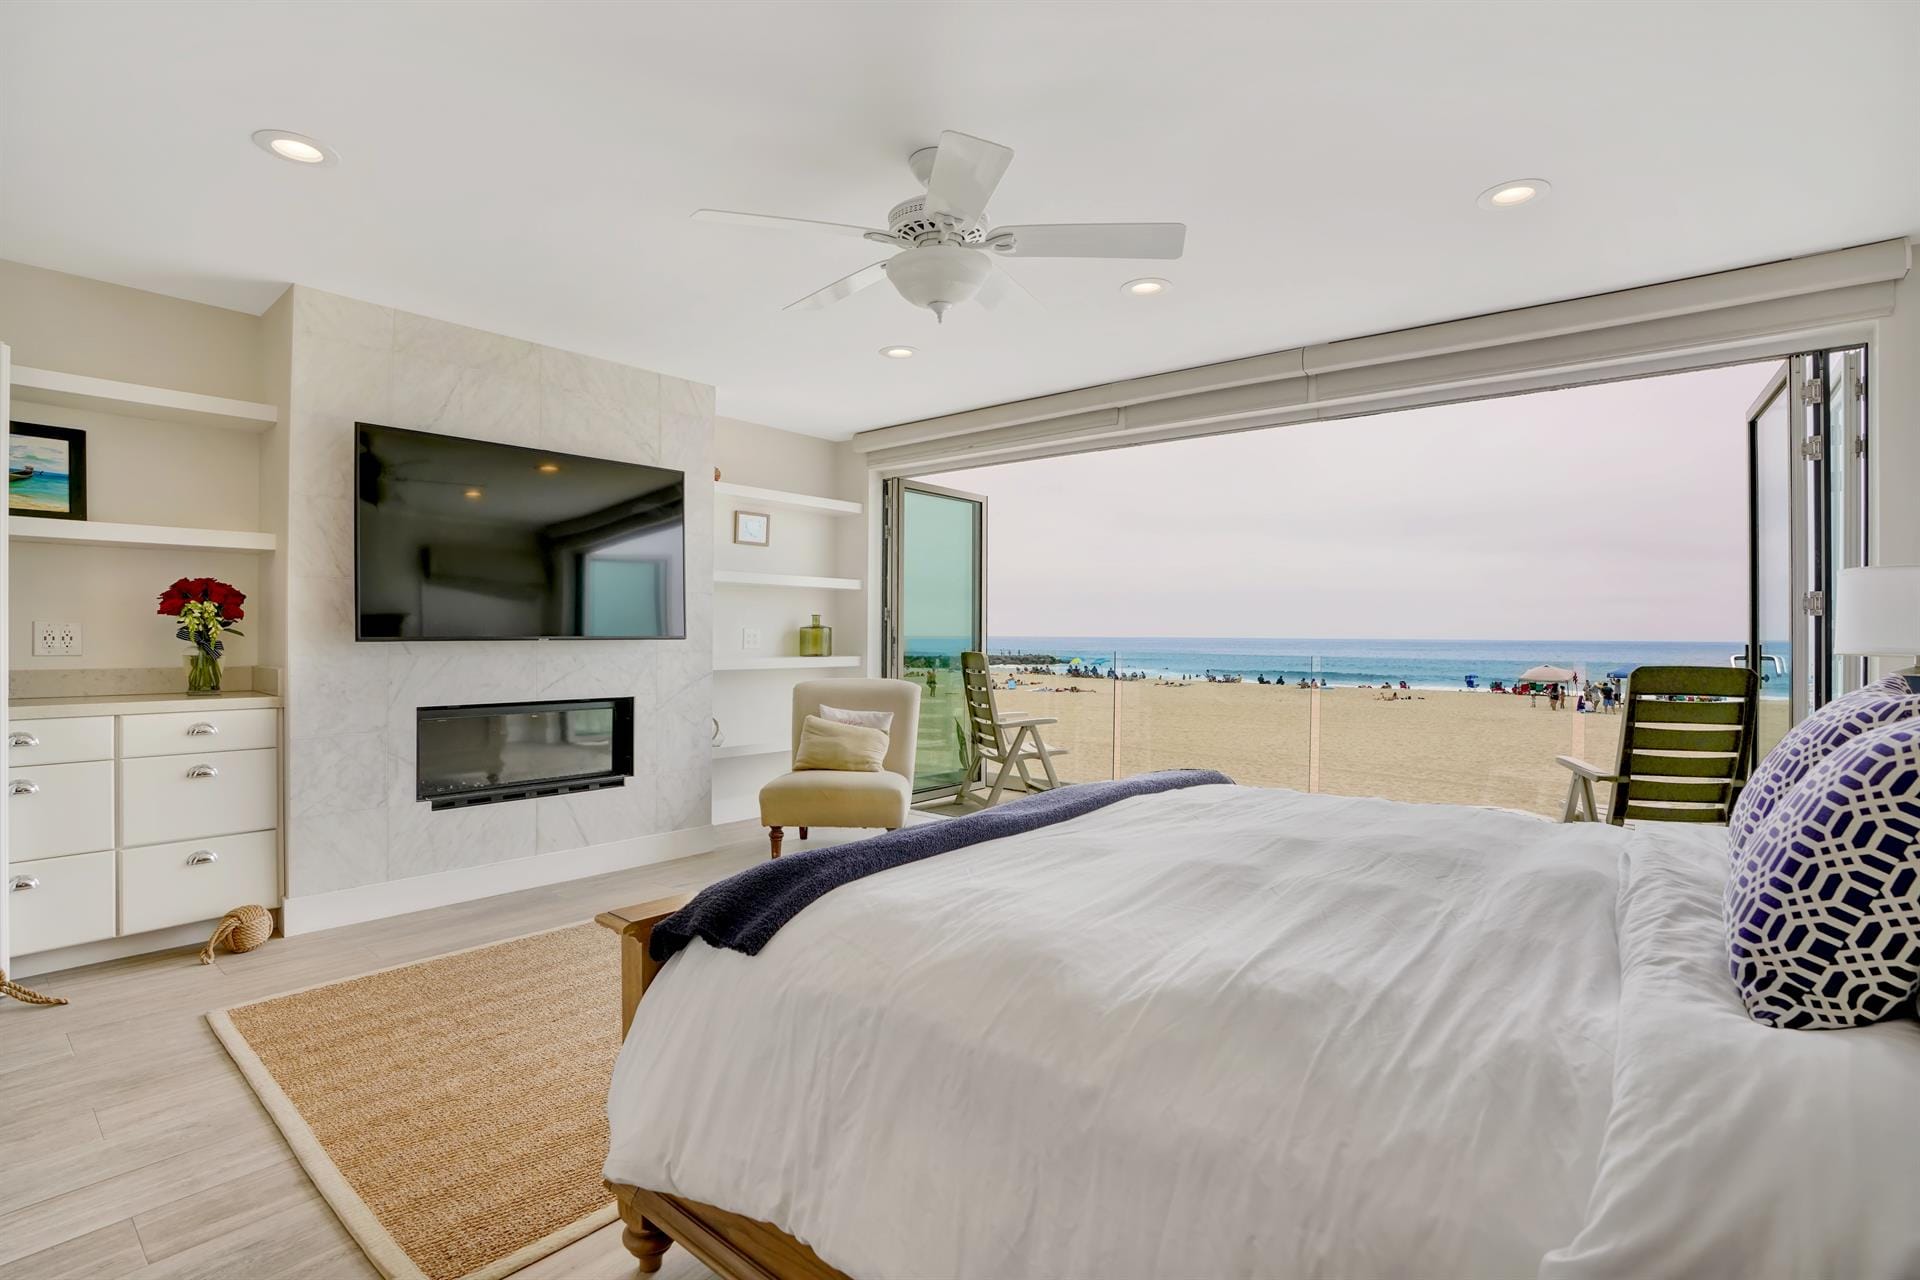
693,130 -> 1186,322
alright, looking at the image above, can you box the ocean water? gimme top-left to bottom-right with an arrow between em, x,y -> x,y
947,635 -> 1788,696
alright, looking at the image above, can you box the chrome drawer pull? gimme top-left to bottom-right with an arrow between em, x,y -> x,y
186,764 -> 220,779
9,875 -> 39,892
9,780 -> 39,796
186,722 -> 219,736
9,732 -> 39,748
187,850 -> 220,866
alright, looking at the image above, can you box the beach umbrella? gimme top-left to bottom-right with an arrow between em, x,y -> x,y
1518,664 -> 1576,683
1607,665 -> 1639,679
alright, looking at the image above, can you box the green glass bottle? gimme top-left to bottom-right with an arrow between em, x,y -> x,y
798,613 -> 832,657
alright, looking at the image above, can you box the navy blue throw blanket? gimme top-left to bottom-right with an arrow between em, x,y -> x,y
650,768 -> 1233,963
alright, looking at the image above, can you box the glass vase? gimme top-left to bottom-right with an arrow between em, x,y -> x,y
798,613 -> 832,658
185,651 -> 222,696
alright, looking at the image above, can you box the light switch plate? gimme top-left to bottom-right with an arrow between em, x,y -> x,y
33,621 -> 82,657
741,627 -> 762,651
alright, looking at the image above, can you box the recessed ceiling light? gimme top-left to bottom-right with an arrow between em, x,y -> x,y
1123,277 -> 1170,296
251,129 -> 337,166
1477,178 -> 1551,210
537,462 -> 561,474
463,487 -> 483,499
879,346 -> 916,359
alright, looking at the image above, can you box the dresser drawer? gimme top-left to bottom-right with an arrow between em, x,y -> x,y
120,709 -> 278,759
7,716 -> 113,766
8,760 -> 116,863
9,849 -> 116,955
121,748 -> 279,847
120,830 -> 279,935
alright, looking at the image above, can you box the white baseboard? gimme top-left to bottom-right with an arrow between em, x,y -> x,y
13,918 -> 222,978
280,823 -> 741,937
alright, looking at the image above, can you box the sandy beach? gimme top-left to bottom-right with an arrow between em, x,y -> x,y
955,673 -> 1789,819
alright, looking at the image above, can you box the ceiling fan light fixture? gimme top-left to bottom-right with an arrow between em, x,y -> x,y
884,245 -> 993,323
880,346 -> 917,359
251,129 -> 337,166
1477,178 -> 1550,210
1123,277 -> 1171,296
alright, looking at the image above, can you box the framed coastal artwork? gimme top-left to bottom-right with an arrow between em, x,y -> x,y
8,423 -> 88,521
733,510 -> 770,546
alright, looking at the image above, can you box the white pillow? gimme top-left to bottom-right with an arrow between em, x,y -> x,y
819,704 -> 892,734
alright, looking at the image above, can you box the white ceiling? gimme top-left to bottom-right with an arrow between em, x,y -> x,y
3,2 -> 1918,439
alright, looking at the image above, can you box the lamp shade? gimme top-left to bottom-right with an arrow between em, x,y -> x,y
1833,566 -> 1920,656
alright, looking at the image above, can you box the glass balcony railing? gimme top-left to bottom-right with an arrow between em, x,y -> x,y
1115,654 -> 1312,792
971,650 -> 1770,820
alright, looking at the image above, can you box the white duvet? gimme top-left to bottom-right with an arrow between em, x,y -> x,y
604,785 -> 1920,1278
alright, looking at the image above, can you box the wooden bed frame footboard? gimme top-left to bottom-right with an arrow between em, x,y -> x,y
596,898 -> 852,1280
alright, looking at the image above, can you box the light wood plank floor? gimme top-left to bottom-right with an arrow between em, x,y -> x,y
0,821 -> 870,1280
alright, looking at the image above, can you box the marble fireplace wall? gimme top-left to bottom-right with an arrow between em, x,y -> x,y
280,287 -> 714,898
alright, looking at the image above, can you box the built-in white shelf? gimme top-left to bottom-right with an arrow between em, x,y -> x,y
714,569 -> 862,591
715,481 -> 862,517
9,517 -> 277,554
714,741 -> 789,760
10,366 -> 278,432
714,655 -> 862,672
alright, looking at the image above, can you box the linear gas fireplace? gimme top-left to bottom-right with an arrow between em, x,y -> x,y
416,697 -> 633,810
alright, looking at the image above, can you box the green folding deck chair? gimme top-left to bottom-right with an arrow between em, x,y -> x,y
1556,665 -> 1759,825
959,651 -> 1070,806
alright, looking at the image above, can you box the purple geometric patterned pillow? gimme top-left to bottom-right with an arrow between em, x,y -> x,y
1729,673 -> 1920,852
1726,720 -> 1920,1029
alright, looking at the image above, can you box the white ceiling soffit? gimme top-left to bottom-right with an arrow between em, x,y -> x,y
2,3 -> 1920,439
855,239 -> 1910,473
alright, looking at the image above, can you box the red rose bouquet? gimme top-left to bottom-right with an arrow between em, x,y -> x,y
158,577 -> 245,694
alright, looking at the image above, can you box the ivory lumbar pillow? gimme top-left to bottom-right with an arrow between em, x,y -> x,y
794,715 -> 889,772
820,704 -> 894,734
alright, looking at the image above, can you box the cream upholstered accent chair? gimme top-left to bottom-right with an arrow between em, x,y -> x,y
759,678 -> 920,857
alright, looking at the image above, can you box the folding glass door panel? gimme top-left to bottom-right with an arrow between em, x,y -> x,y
1827,348 -> 1869,695
1748,365 -> 1797,756
1748,344 -> 1869,759
884,479 -> 986,795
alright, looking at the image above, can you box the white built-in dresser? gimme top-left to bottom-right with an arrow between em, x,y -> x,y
7,691 -> 281,960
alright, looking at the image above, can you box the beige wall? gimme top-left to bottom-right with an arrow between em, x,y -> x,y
0,259 -> 265,401
4,262 -> 274,686
710,416 -> 868,816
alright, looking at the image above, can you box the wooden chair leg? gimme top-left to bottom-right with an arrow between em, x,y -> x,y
799,826 -> 808,839
768,826 -> 784,858
609,1183 -> 672,1273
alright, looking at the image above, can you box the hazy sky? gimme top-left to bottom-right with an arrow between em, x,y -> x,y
924,361 -> 1778,642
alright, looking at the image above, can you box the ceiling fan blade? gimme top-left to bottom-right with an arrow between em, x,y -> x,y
990,222 -> 1187,260
976,263 -> 1040,310
923,131 -> 1014,229
783,260 -> 891,312
693,208 -> 886,241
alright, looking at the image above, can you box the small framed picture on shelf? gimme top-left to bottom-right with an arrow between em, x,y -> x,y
733,510 -> 770,546
9,422 -> 88,521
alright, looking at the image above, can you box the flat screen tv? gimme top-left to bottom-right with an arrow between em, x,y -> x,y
355,424 -> 687,641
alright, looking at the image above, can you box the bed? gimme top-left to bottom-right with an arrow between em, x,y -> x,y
598,782 -> 1920,1279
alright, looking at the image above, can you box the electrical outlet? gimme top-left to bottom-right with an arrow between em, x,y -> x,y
33,621 -> 82,657
741,627 -> 762,651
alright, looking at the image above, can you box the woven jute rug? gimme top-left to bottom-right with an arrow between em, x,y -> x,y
209,923 -> 623,1280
